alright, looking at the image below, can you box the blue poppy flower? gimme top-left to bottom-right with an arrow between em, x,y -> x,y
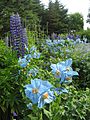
18,57 -> 27,68
30,46 -> 37,53
38,90 -> 55,108
32,52 -> 41,59
55,87 -> 68,95
60,58 -> 72,72
24,54 -> 32,62
50,63 -> 66,79
27,68 -> 38,77
60,70 -> 78,84
25,79 -> 53,104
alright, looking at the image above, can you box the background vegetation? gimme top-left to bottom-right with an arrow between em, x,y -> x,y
0,0 -> 90,120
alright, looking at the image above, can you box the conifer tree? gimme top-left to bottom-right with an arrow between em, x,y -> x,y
47,0 -> 68,34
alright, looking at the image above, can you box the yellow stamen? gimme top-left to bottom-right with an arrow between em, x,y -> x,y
56,70 -> 60,76
29,73 -> 32,77
43,92 -> 49,99
32,88 -> 38,94
66,67 -> 70,71
66,77 -> 71,80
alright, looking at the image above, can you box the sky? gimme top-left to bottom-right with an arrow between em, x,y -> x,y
41,0 -> 90,30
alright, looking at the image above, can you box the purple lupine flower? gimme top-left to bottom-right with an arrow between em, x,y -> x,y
10,13 -> 28,58
76,35 -> 80,39
67,34 -> 74,40
13,112 -> 18,117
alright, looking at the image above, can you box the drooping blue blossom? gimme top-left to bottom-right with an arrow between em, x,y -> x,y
25,79 -> 53,104
29,46 -> 41,59
50,59 -> 78,84
32,51 -> 41,59
50,63 -> 66,79
24,54 -> 32,62
30,46 -> 37,53
38,90 -> 55,108
18,57 -> 28,68
55,87 -> 68,95
27,68 -> 38,77
60,68 -> 79,84
60,58 -> 72,68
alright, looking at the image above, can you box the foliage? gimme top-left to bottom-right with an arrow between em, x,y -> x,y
68,13 -> 84,32
0,29 -> 90,120
19,85 -> 90,120
87,7 -> 90,23
0,0 -> 43,37
0,40 -> 26,119
76,29 -> 90,42
71,43 -> 90,89
47,0 -> 68,34
0,0 -> 85,38
50,86 -> 90,120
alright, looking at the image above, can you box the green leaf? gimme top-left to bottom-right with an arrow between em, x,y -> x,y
43,108 -> 52,118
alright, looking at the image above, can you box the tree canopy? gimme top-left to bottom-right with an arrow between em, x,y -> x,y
0,0 -> 84,37
67,13 -> 84,32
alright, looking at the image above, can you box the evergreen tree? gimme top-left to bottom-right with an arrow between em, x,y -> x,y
46,0 -> 68,35
87,8 -> 90,23
0,0 -> 40,37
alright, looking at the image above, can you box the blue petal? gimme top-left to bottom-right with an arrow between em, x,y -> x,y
38,96 -> 45,108
38,91 -> 55,108
60,73 -> 66,84
25,88 -> 39,104
64,80 -> 72,84
60,88 -> 68,93
50,64 -> 57,71
30,93 -> 39,104
38,81 -> 53,95
65,58 -> 72,66
67,71 -> 78,76
42,81 -> 53,89
59,64 -> 66,71
59,61 -> 65,66
25,89 -> 31,99
24,84 -> 33,91
18,57 -> 27,68
31,79 -> 42,88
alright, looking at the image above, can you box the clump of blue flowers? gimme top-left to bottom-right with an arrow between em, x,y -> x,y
50,58 -> 78,84
22,57 -> 78,109
25,79 -> 55,108
18,45 -> 41,68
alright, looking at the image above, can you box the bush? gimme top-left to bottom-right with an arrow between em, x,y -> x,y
50,86 -> 90,120
0,40 -> 26,119
71,44 -> 90,89
76,29 -> 90,42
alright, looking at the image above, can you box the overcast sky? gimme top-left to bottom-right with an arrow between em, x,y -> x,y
41,0 -> 90,30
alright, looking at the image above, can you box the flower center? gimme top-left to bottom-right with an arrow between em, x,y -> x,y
43,92 -> 49,99
56,70 -> 60,76
66,67 -> 70,71
27,63 -> 30,66
66,77 -> 71,80
32,88 -> 38,94
29,73 -> 32,77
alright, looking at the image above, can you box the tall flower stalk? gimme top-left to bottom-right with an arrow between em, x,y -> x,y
10,13 -> 28,58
